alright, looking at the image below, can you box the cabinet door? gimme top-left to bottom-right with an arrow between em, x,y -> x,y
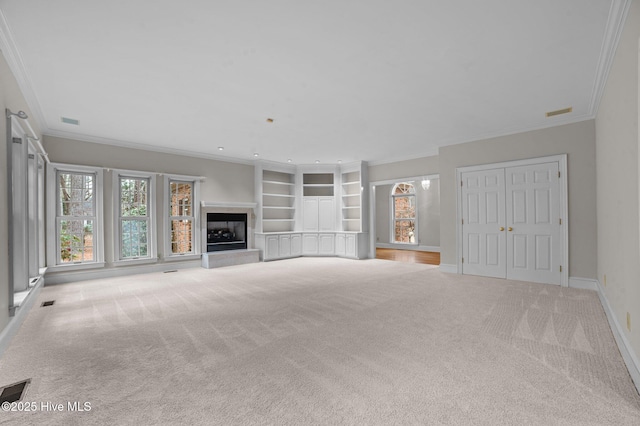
303,197 -> 319,231
319,234 -> 335,255
265,235 -> 280,260
318,197 -> 335,231
346,234 -> 356,257
279,234 -> 291,258
335,233 -> 346,256
291,234 -> 302,256
303,234 -> 319,254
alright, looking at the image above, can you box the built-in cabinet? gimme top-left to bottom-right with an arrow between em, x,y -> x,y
303,196 -> 335,231
255,161 -> 368,261
258,231 -> 366,260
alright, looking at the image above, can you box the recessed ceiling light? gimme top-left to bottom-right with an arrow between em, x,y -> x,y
546,107 -> 573,117
61,116 -> 79,125
287,159 -> 292,163
253,153 -> 259,157
266,118 -> 274,123
218,146 -> 224,151
337,160 -> 342,164
315,160 -> 320,164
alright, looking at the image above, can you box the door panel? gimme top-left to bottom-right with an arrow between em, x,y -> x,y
303,197 -> 319,231
461,168 -> 506,278
318,197 -> 335,231
505,162 -> 561,284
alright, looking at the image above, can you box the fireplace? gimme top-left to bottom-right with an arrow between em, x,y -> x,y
206,213 -> 247,252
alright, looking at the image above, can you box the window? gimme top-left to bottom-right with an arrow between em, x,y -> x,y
165,176 -> 200,258
47,163 -> 104,269
392,182 -> 417,244
114,171 -> 156,262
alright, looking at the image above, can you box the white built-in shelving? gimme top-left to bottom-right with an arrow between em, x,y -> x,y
261,169 -> 295,233
255,161 -> 368,261
302,173 -> 334,196
341,170 -> 363,232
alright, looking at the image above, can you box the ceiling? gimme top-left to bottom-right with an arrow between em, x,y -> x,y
0,0 -> 629,165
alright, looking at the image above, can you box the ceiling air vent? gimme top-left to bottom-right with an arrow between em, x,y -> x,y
546,107 -> 572,118
61,117 -> 80,125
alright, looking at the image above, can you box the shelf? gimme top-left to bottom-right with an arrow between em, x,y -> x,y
342,218 -> 360,221
342,206 -> 360,210
303,184 -> 334,187
263,219 -> 295,222
342,181 -> 360,186
263,193 -> 295,198
342,193 -> 360,198
263,180 -> 295,186
263,206 -> 294,210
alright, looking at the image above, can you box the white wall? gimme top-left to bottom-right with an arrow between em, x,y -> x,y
595,0 -> 640,363
369,155 -> 439,182
438,120 -> 597,279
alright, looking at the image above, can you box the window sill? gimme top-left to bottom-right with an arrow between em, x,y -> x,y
113,257 -> 159,267
47,261 -> 106,272
164,253 -> 202,262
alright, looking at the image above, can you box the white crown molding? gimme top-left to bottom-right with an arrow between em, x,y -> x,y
0,9 -> 47,132
588,0 -> 632,115
44,130 -> 255,165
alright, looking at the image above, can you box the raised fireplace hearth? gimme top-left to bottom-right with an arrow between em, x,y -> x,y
206,213 -> 247,252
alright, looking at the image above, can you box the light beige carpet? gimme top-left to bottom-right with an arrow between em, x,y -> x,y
0,258 -> 638,425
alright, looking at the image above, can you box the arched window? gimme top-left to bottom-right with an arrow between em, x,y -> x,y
392,182 -> 416,243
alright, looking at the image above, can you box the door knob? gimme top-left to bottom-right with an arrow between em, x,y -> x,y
508,227 -> 513,231
499,227 -> 504,231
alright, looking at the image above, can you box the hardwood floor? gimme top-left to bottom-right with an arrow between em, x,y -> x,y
375,248 -> 440,265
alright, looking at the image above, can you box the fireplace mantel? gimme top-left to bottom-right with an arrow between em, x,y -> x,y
201,201 -> 257,209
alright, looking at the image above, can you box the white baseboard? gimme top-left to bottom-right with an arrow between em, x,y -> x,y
375,243 -> 440,252
594,279 -> 640,394
45,260 -> 202,285
439,264 -> 457,273
568,277 -> 599,291
0,276 -> 45,357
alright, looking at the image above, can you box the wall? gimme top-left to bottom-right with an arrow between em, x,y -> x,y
595,0 -> 640,364
0,50 -> 42,331
42,135 -> 255,279
368,155 -> 439,182
375,184 -> 392,244
438,120 -> 597,279
420,178 -> 440,247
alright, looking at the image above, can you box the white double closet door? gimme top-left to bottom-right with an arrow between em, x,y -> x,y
461,160 -> 563,285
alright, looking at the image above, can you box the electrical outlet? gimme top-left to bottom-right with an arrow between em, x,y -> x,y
604,274 -> 607,286
627,312 -> 631,331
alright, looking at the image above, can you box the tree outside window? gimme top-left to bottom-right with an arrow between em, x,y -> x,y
119,177 -> 149,259
58,172 -> 95,263
392,182 -> 416,243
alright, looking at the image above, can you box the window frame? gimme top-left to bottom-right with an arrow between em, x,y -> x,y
113,170 -> 157,265
391,182 -> 418,245
46,163 -> 105,270
164,174 -> 201,261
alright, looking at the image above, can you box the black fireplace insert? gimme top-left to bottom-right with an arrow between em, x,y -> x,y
206,213 -> 247,252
